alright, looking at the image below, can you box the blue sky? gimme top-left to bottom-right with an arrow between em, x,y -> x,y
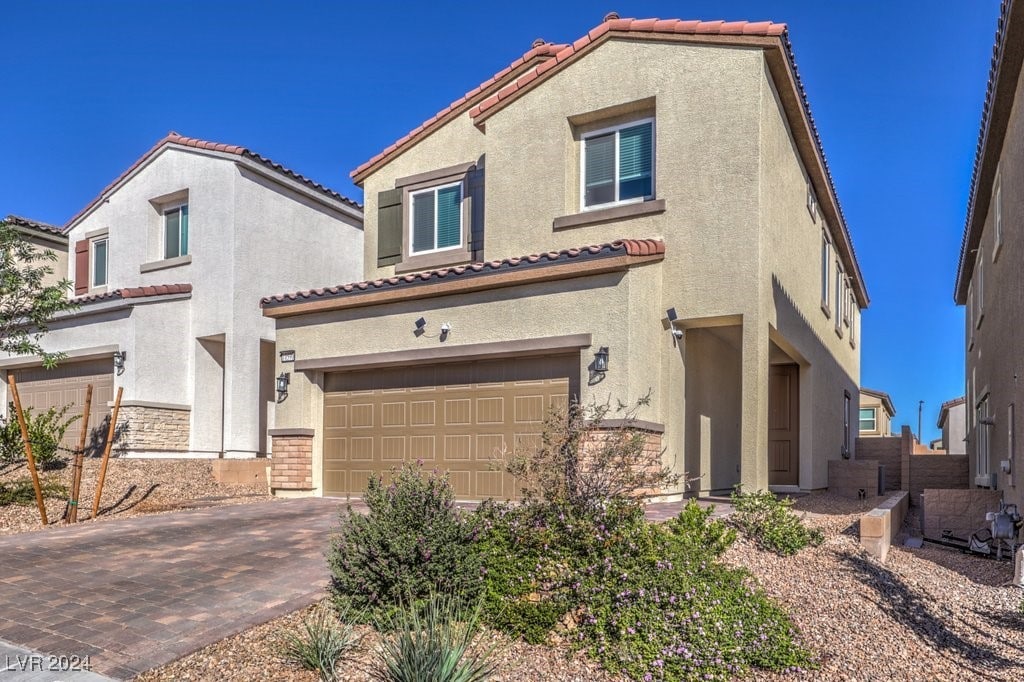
0,1 -> 1000,442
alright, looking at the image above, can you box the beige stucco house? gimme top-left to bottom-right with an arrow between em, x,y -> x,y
4,215 -> 70,289
956,0 -> 1024,499
262,14 -> 868,499
859,388 -> 895,437
1,133 -> 363,457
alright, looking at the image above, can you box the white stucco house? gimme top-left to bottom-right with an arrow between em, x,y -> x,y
1,132 -> 363,458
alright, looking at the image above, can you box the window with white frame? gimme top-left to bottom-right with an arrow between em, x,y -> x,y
850,295 -> 858,348
807,185 -> 818,221
91,238 -> 108,288
859,407 -> 876,432
410,182 -> 463,255
164,204 -> 189,260
994,171 -> 1003,259
842,278 -> 850,327
968,282 -> 975,348
843,392 -> 852,456
976,394 -> 991,484
581,119 -> 654,210
976,254 -> 984,327
834,261 -> 843,334
821,230 -> 831,312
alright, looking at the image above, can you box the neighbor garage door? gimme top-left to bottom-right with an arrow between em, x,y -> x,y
322,355 -> 577,500
11,358 -> 114,452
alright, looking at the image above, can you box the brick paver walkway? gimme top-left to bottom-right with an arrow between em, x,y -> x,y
0,498 -> 340,680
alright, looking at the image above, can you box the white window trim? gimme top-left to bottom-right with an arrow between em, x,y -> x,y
859,407 -> 877,432
821,230 -> 832,314
993,170 -> 1003,261
849,299 -> 857,348
976,254 -> 984,329
834,261 -> 844,336
163,202 -> 189,260
580,117 -> 656,212
967,282 -> 975,349
90,237 -> 108,289
976,393 -> 991,485
408,181 -> 465,257
807,185 -> 818,222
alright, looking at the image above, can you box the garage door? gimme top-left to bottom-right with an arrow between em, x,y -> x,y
11,358 -> 115,453
322,355 -> 578,500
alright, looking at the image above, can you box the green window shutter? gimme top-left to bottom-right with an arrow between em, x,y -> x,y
411,190 -> 435,253
376,188 -> 403,267
618,122 -> 652,200
435,185 -> 462,249
584,132 -> 615,206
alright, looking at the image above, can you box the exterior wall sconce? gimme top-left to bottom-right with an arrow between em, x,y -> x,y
276,372 -> 290,402
594,347 -> 610,374
113,351 -> 127,376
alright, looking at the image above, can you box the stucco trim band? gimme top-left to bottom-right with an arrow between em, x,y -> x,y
268,428 -> 316,437
0,344 -> 119,369
263,251 -> 662,318
113,400 -> 190,411
140,254 -> 192,273
586,419 -> 665,433
295,333 -> 592,373
553,199 -> 666,231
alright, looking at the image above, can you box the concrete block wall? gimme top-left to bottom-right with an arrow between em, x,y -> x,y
828,459 -> 883,499
855,435 -> 901,491
910,456 -> 969,504
859,491 -> 909,563
212,459 -> 269,486
921,488 -> 1001,540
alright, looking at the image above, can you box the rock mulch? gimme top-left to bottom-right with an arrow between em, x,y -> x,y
125,492 -> 1024,680
0,458 -> 270,536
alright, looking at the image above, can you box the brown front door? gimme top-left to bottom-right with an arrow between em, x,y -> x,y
768,364 -> 799,486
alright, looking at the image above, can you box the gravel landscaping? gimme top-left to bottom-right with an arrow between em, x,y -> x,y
0,458 -> 270,536
139,491 -> 1024,681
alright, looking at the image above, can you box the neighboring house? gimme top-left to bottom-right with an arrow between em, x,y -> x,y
261,14 -> 868,500
937,396 -> 967,455
4,215 -> 70,289
859,388 -> 895,437
928,438 -> 945,452
955,0 -> 1024,497
1,133 -> 363,457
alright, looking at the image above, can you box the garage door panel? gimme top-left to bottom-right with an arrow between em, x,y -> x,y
322,355 -> 576,499
12,359 -> 114,452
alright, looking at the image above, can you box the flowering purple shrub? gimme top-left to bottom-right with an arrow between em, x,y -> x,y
329,462 -> 483,623
475,500 -> 812,680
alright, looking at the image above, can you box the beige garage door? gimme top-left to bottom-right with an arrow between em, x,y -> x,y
12,358 -> 114,453
322,355 -> 578,500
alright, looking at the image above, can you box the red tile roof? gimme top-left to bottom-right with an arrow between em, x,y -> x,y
860,387 -> 896,416
350,41 -> 566,182
66,132 -> 361,230
73,283 -> 192,305
261,239 -> 664,308
956,0 -> 1022,302
4,214 -> 67,239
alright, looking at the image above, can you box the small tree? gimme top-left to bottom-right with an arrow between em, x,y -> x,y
0,219 -> 77,368
505,393 -> 681,510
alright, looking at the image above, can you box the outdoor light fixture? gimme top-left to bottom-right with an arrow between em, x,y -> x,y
113,351 -> 127,375
276,372 -> 290,402
593,347 -> 610,374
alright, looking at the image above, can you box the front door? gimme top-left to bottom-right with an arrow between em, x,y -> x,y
768,364 -> 800,486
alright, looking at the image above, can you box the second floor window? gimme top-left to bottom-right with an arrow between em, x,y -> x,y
859,407 -> 876,431
410,183 -> 462,254
91,238 -> 108,288
164,204 -> 189,260
582,119 -> 654,209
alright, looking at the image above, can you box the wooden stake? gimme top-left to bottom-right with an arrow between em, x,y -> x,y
8,376 -> 47,526
91,386 -> 122,519
67,384 -> 92,523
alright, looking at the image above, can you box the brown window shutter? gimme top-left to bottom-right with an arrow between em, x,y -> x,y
467,166 -> 485,255
377,189 -> 403,267
74,239 -> 89,294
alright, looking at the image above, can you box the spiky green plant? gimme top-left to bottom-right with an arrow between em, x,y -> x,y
372,593 -> 497,682
280,603 -> 361,682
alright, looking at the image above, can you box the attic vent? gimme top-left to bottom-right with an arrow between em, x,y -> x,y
604,11 -> 619,21
532,38 -> 546,48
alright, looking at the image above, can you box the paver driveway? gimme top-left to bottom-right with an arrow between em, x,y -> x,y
0,498 -> 341,680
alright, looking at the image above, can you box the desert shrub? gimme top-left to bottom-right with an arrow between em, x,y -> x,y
475,499 -> 809,680
372,593 -> 497,682
0,478 -> 67,506
329,462 -> 483,623
504,394 -> 680,511
729,488 -> 824,556
0,402 -> 79,470
280,603 -> 361,682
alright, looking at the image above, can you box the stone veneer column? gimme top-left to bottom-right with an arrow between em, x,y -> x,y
269,428 -> 315,494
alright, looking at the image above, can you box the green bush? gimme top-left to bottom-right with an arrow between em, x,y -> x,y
0,478 -> 67,506
372,593 -> 497,682
729,488 -> 824,556
329,462 -> 483,623
0,402 -> 79,470
475,499 -> 810,680
280,603 -> 361,682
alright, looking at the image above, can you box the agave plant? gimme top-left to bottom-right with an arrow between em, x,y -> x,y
280,602 -> 361,682
373,593 -> 497,682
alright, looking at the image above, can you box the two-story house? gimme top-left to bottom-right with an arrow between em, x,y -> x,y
955,0 -> 1024,500
859,388 -> 895,437
1,133 -> 363,458
937,396 -> 966,455
261,14 -> 868,500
